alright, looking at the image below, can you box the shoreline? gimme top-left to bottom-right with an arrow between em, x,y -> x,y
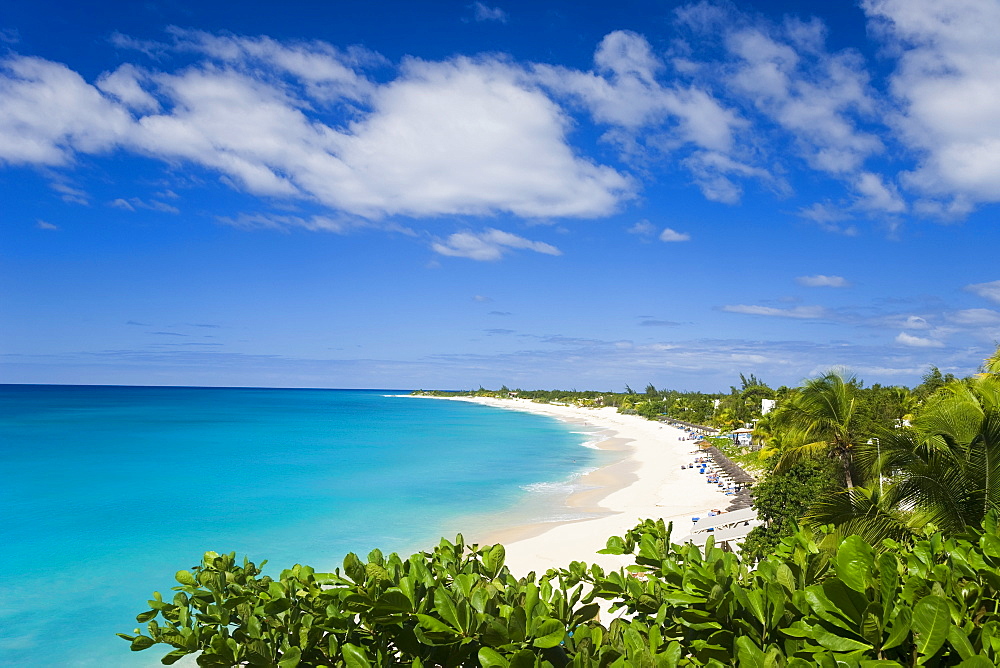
413,396 -> 731,575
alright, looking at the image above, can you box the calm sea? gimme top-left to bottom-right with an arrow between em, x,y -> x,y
0,385 -> 606,667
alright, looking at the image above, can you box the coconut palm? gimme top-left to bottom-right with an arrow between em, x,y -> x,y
772,371 -> 863,489
854,374 -> 1000,534
984,347 -> 1000,375
803,484 -> 925,547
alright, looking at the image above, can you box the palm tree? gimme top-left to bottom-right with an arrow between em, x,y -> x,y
772,371 -> 862,489
984,347 -> 1000,375
853,374 -> 1000,534
803,484 -> 925,547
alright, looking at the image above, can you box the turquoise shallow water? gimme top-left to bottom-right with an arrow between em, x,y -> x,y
0,385 -> 600,667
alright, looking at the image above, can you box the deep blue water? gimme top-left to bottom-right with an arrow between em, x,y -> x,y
0,385 -> 599,666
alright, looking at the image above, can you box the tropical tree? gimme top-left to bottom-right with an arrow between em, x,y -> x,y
771,371 -> 864,489
984,347 -> 1000,375
852,373 -> 1000,535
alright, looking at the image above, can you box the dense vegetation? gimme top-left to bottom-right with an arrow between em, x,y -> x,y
123,517 -> 1000,666
125,349 -> 1000,665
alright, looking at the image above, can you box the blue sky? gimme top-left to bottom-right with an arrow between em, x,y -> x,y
2,0 -> 999,391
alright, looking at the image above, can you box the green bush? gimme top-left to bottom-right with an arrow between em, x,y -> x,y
123,518 -> 1000,666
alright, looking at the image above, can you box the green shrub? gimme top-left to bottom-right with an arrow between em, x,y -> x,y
123,517 -> 1000,666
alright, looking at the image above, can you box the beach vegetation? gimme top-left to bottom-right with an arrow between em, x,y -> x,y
124,516 -> 1000,666
744,346 -> 1000,556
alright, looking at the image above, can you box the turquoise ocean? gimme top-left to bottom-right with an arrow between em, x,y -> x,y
0,385 -> 610,667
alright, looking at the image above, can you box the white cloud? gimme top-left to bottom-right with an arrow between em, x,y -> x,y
96,64 -> 159,112
864,0 -> 1000,210
895,331 -> 945,348
333,57 -> 633,218
724,24 -> 882,176
659,227 -> 691,242
473,295 -> 493,303
948,308 -> 1000,326
796,202 -> 859,235
35,219 -> 58,230
50,181 -> 89,205
796,274 -> 849,287
0,46 -> 634,222
532,30 -> 750,202
966,280 -> 1000,304
168,29 -> 378,103
901,315 -> 931,330
470,2 -> 508,23
682,150 -> 774,203
853,171 -> 905,213
111,197 -> 179,213
218,212 -> 366,234
432,228 -> 562,261
0,56 -> 132,165
628,219 -> 657,236
722,304 -> 826,319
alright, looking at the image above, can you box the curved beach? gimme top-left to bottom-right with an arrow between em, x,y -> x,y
435,397 -> 732,575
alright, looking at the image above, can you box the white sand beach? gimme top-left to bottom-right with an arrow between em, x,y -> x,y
426,396 -> 732,576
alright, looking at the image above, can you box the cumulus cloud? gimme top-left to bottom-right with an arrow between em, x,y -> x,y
536,31 -> 743,144
966,280 -> 1000,304
895,331 -> 945,348
722,20 -> 882,176
659,227 -> 691,242
432,228 -> 562,261
722,304 -> 826,319
532,30 -> 763,202
0,56 -> 132,165
796,274 -> 849,287
0,42 -> 633,223
864,0 -> 1000,211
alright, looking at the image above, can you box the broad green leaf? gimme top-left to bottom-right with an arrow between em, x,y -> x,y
508,649 -> 537,668
342,643 -> 371,668
416,613 -> 459,635
882,605 -> 911,651
531,618 -> 565,649
912,595 -> 950,659
343,553 -> 365,584
135,609 -> 157,623
374,590 -> 412,615
160,649 -> 193,665
174,570 -> 197,586
835,536 -> 876,593
433,587 -> 463,632
735,636 -> 766,667
478,647 -> 509,668
277,646 -> 301,668
263,598 -> 292,615
811,626 -> 872,652
955,657 -> 996,667
948,624 -> 975,660
129,635 -> 155,651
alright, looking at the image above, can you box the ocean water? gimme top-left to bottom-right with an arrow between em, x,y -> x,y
0,385 -> 605,667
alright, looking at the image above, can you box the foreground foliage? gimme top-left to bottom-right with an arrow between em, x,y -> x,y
124,515 -> 1000,666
